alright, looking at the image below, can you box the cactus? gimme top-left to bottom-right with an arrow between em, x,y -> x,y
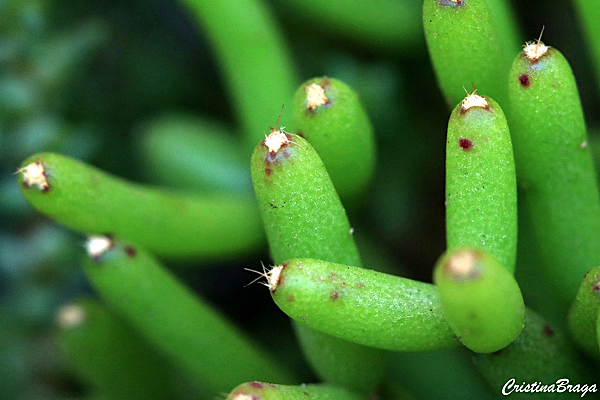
433,247 -> 524,353
445,93 -> 517,273
291,77 -> 376,206
5,0 -> 600,399
506,40 -> 600,308
18,153 -> 265,260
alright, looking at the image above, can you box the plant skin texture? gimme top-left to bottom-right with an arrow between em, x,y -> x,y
18,153 -> 264,260
445,93 -> 517,274
225,381 -> 364,400
433,248 -> 525,353
291,77 -> 376,206
267,257 -> 458,352
473,309 -> 595,396
12,0 -> 600,398
568,265 -> 600,359
81,235 -> 296,394
251,132 -> 360,266
251,130 -> 386,394
507,41 -> 600,306
422,0 -> 517,107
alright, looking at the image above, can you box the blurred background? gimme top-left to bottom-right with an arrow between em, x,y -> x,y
1,0 -> 599,398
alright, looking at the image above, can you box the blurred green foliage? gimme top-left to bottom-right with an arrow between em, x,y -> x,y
1,0 -> 599,398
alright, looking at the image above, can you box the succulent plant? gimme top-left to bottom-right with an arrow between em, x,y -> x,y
5,0 -> 600,399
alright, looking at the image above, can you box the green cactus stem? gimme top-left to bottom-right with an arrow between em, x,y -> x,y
507,40 -> 600,306
568,265 -> 600,359
55,298 -> 177,400
473,308 -> 595,397
251,131 -> 360,266
291,77 -> 376,206
180,0 -> 297,154
573,0 -> 600,93
82,236 -> 296,395
433,247 -> 525,353
250,130 -> 386,393
137,113 -> 251,194
264,257 -> 458,351
18,152 -> 264,260
275,0 -> 422,51
422,0 -> 517,107
445,93 -> 517,274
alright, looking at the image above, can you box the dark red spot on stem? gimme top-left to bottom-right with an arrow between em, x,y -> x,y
249,382 -> 263,389
459,138 -> 473,151
518,74 -> 531,87
265,167 -> 273,175
543,324 -> 554,337
124,246 -> 136,258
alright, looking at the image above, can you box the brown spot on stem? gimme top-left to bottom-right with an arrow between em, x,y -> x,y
518,74 -> 531,87
249,382 -> 263,389
331,291 -> 339,300
124,246 -> 136,258
592,280 -> 600,292
265,167 -> 273,175
286,295 -> 295,302
543,324 -> 554,337
319,77 -> 331,87
459,138 -> 473,151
